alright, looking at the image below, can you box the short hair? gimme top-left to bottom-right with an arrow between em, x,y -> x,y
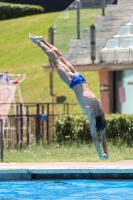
95,115 -> 107,132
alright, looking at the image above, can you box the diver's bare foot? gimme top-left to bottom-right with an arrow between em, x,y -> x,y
29,34 -> 44,44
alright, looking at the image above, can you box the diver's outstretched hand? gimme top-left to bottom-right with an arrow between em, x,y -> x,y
99,153 -> 109,160
103,153 -> 109,160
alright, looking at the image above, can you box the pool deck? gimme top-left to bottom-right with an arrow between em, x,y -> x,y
0,161 -> 133,180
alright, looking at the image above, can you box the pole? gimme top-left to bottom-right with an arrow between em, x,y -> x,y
46,104 -> 49,144
102,0 -> 105,16
90,25 -> 96,64
48,27 -> 54,141
20,103 -> 23,148
77,0 -> 80,39
49,27 -> 54,100
0,119 -> 3,162
36,103 -> 40,144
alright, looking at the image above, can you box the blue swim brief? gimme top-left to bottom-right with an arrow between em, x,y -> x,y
69,73 -> 86,89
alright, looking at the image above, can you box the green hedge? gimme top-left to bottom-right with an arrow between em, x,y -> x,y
54,115 -> 91,143
54,114 -> 133,145
0,2 -> 44,20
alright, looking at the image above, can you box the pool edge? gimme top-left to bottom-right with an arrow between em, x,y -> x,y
0,165 -> 133,180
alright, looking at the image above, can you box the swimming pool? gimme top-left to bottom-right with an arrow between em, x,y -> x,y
0,179 -> 133,199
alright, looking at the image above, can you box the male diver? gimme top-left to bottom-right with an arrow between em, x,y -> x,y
29,34 -> 108,160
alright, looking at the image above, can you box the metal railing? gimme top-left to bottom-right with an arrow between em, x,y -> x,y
0,102 -> 69,148
0,102 -> 85,161
0,102 -> 69,116
2,114 -> 54,148
0,102 -> 83,150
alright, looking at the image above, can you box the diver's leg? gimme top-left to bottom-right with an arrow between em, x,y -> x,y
42,40 -> 77,73
30,39 -> 73,85
29,34 -> 77,73
85,106 -> 105,160
100,129 -> 109,159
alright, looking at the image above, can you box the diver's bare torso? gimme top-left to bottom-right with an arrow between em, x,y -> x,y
52,55 -> 102,118
72,83 -> 103,118
50,55 -> 102,119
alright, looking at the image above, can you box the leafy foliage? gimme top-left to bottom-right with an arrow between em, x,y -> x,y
54,115 -> 91,144
54,114 -> 133,147
0,2 -> 44,20
54,115 -> 76,143
106,114 -> 133,147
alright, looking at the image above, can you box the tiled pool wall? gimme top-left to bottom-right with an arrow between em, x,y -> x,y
0,168 -> 133,180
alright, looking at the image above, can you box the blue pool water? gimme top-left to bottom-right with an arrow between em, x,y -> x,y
0,179 -> 133,200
